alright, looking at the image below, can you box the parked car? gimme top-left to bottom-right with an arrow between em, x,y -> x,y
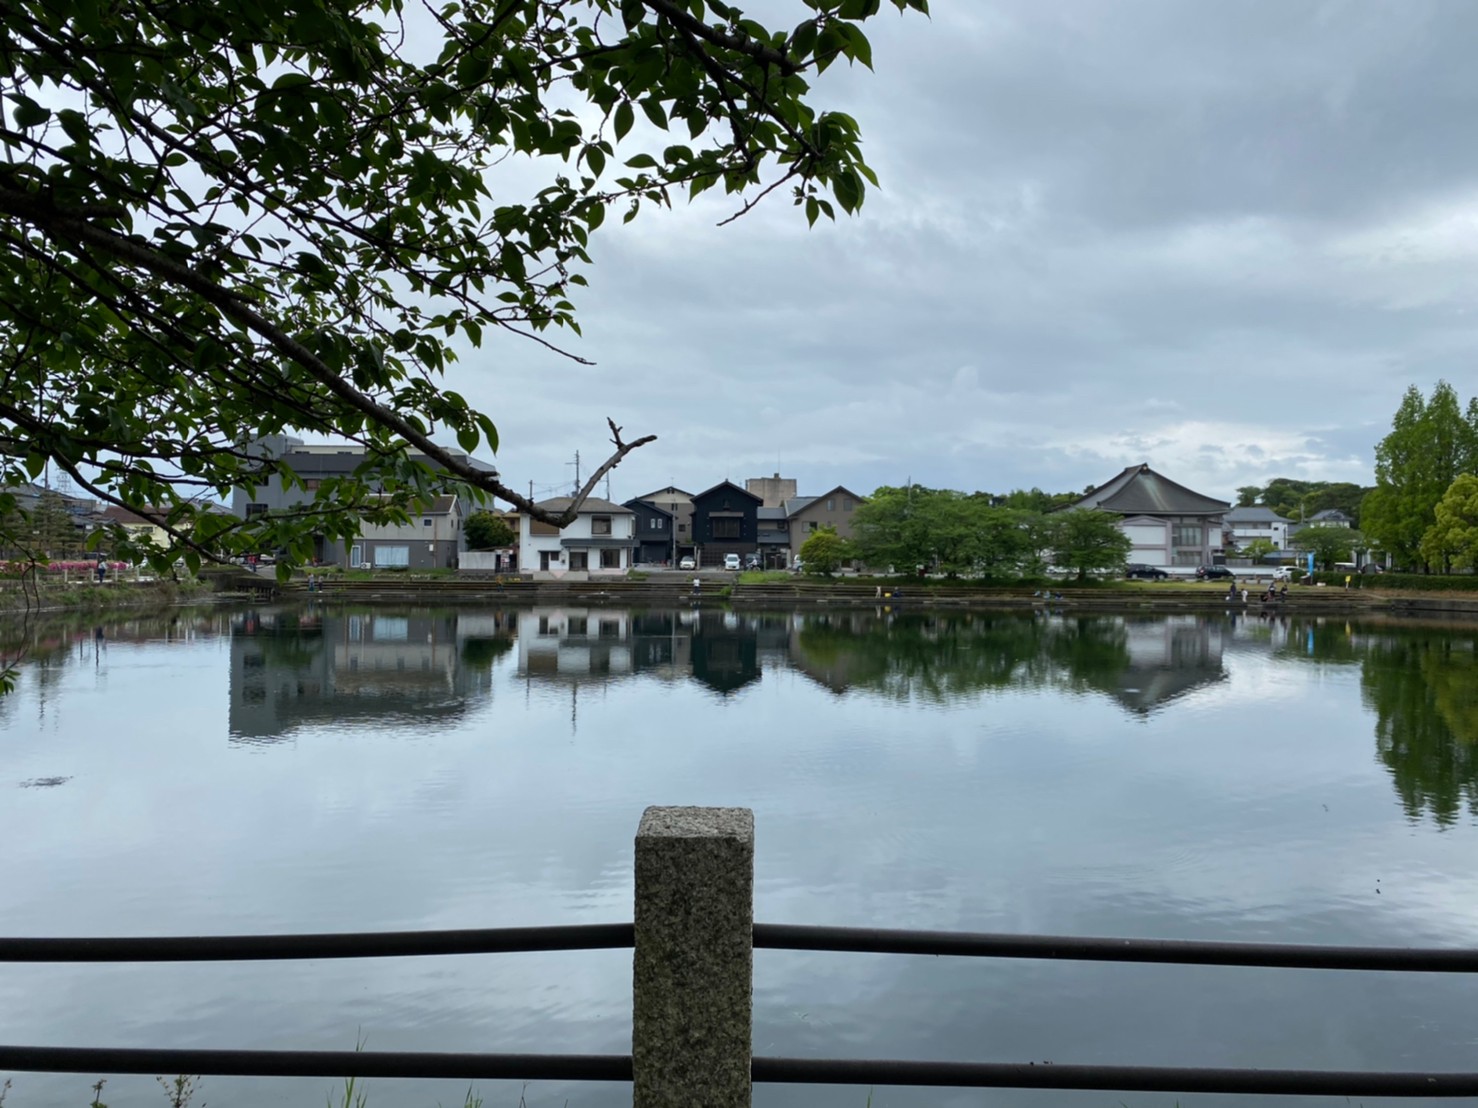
1125,564 -> 1169,580
723,553 -> 742,571
1271,567 -> 1295,581
678,556 -> 696,570
1196,565 -> 1235,580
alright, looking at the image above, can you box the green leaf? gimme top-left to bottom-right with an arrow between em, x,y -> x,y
640,98 -> 667,129
614,101 -> 634,141
12,97 -> 51,128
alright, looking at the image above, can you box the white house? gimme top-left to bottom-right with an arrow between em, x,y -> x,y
519,497 -> 636,578
1225,506 -> 1293,555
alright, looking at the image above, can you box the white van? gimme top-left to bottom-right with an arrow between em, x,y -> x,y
723,553 -> 742,571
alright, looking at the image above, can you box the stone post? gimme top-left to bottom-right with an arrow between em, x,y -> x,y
633,806 -> 754,1108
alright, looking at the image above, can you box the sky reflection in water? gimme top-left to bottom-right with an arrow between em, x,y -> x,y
2,603 -> 1477,1108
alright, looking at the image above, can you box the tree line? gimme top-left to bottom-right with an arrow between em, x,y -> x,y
798,485 -> 1130,580
1363,382 -> 1478,572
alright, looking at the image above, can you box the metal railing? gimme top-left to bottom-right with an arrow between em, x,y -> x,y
4,807 -> 1478,1104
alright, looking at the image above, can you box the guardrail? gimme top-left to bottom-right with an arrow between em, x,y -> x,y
5,807 -> 1478,1105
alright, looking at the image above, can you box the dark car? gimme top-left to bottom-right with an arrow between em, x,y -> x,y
1125,564 -> 1169,580
1196,565 -> 1235,580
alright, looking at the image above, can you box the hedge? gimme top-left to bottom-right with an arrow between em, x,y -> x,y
1309,571 -> 1478,592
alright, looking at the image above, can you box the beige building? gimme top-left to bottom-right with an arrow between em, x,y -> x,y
746,473 -> 798,508
784,486 -> 865,565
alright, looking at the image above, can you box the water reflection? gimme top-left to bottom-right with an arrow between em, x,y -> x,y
788,610 -> 1226,713
6,603 -> 1478,829
1362,634 -> 1478,826
229,607 -> 508,741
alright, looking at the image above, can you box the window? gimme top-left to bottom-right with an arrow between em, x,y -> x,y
601,548 -> 622,568
713,518 -> 741,539
569,551 -> 588,570
567,617 -> 588,636
807,521 -> 819,532
827,498 -> 835,511
1172,524 -> 1203,547
373,545 -> 410,567
843,498 -> 854,511
245,503 -> 268,517
423,518 -> 432,527
650,518 -> 664,531
592,515 -> 612,535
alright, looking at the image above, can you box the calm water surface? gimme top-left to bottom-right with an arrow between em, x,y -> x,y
2,603 -> 1478,1108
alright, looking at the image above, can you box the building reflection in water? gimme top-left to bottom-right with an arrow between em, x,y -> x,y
228,607 -> 506,742
785,609 -> 1227,715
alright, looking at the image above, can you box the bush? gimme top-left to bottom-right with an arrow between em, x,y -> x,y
1310,571 -> 1478,591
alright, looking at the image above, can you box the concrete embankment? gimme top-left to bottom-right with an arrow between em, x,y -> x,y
268,575 -> 1445,616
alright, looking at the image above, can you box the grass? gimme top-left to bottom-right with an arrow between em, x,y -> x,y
737,569 -> 795,584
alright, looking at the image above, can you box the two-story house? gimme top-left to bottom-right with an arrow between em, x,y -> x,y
520,497 -> 635,577
634,486 -> 695,563
625,499 -> 677,565
783,486 -> 865,566
352,494 -> 464,569
231,435 -> 497,565
1225,506 -> 1293,558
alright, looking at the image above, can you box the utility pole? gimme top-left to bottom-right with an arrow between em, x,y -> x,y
567,450 -> 581,496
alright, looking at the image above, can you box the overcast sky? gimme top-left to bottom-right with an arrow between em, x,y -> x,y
430,1 -> 1478,505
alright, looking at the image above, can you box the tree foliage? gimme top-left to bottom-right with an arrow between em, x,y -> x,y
1045,508 -> 1132,581
1420,474 -> 1478,572
1362,382 -> 1478,570
797,525 -> 848,575
1292,524 -> 1364,570
464,510 -> 516,550
0,0 -> 924,571
850,486 -> 1043,578
1237,478 -> 1370,525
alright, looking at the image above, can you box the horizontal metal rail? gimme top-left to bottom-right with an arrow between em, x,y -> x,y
5,1046 -> 1478,1097
752,1056 -> 1478,1096
0,1046 -> 631,1081
752,923 -> 1478,971
10,922 -> 1478,971
0,924 -> 634,962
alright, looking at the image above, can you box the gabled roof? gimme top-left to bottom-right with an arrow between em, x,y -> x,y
692,480 -> 762,504
100,504 -> 158,526
624,498 -> 674,520
756,506 -> 788,521
781,496 -> 817,517
636,486 -> 693,500
1073,464 -> 1229,516
1226,506 -> 1291,523
1309,508 -> 1352,522
533,496 -> 634,514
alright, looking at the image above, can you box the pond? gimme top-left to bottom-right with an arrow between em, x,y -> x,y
2,602 -> 1477,1108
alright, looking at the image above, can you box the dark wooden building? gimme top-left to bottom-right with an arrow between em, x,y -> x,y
624,499 -> 677,566
691,480 -> 761,567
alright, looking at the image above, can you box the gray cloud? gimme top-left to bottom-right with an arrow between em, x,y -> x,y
443,0 -> 1478,503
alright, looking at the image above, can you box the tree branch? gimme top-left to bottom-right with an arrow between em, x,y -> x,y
0,186 -> 655,525
639,0 -> 801,75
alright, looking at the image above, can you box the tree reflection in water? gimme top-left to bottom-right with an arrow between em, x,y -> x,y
1362,633 -> 1478,826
